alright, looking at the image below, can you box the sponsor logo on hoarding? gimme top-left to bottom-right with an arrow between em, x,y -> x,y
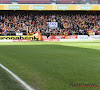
0,36 -> 34,40
78,35 -> 89,39
60,39 -> 78,41
57,6 -> 68,10
81,6 -> 92,10
41,35 -> 78,40
76,5 -> 81,10
13,39 -> 30,42
29,5 -> 33,10
53,5 -> 57,10
0,40 -> 13,42
9,6 -> 21,10
43,39 -> 60,41
4,5 -> 8,10
33,6 -> 45,10
62,35 -> 78,39
90,35 -> 100,39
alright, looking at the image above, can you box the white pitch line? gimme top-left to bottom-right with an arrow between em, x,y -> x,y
0,63 -> 35,90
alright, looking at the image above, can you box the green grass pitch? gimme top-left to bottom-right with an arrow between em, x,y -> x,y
0,41 -> 100,90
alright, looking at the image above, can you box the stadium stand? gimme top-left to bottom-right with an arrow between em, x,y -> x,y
0,0 -> 99,4
0,11 -> 99,36
98,1 -> 100,4
0,0 -> 11,4
18,0 -> 51,4
57,0 -> 77,4
90,0 -> 98,4
56,0 -> 99,4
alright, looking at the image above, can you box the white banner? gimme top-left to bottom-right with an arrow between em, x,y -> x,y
90,35 -> 100,39
0,40 -> 13,42
78,35 -> 89,39
16,33 -> 23,36
47,22 -> 58,28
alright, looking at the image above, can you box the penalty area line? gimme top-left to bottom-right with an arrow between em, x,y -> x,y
0,63 -> 34,90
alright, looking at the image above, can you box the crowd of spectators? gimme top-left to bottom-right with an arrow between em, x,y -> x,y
0,11 -> 99,36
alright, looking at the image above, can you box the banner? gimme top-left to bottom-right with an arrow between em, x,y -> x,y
78,35 -> 89,39
41,35 -> 93,41
0,4 -> 99,10
0,40 -> 13,42
41,35 -> 78,41
16,33 -> 23,36
90,35 -> 100,39
13,39 -> 30,42
47,22 -> 58,29
60,39 -> 78,41
0,36 -> 35,40
42,39 -> 60,41
61,35 -> 78,39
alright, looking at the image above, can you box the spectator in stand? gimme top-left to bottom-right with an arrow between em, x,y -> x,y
0,11 -> 99,36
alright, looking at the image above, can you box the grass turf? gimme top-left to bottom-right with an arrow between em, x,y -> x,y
0,41 -> 100,90
0,67 -> 25,90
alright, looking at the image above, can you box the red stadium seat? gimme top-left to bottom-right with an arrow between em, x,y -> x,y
90,0 -> 98,4
56,0 -> 77,4
0,0 -> 11,4
18,0 -> 51,4
56,0 -> 98,4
